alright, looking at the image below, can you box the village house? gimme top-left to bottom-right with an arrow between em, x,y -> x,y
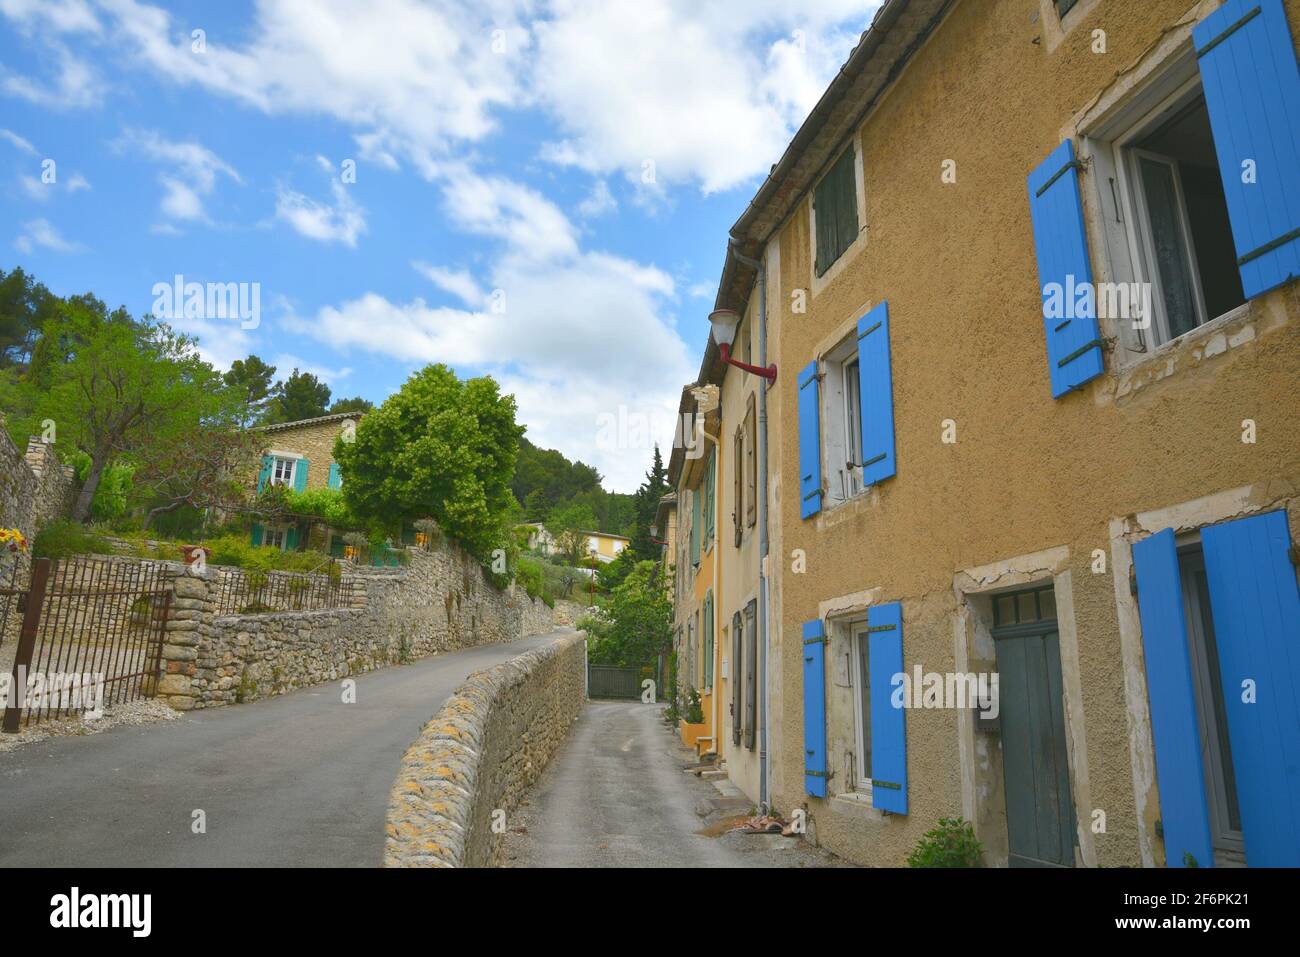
521,522 -> 631,564
249,411 -> 360,554
673,0 -> 1300,867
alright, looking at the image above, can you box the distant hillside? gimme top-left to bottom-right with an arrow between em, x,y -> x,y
512,437 -> 636,537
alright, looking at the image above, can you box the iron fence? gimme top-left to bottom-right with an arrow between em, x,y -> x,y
212,563 -> 360,616
3,556 -> 170,730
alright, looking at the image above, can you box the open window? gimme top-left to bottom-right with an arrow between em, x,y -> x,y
850,618 -> 873,792
820,335 -> 864,507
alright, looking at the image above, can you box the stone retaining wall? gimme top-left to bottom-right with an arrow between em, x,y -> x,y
0,424 -> 75,546
156,542 -> 556,710
385,631 -> 586,868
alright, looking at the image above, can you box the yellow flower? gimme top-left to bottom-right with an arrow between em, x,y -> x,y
0,528 -> 28,553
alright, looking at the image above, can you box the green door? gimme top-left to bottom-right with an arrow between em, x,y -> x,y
993,586 -> 1077,867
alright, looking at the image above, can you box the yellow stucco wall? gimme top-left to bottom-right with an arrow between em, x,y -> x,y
766,0 -> 1300,867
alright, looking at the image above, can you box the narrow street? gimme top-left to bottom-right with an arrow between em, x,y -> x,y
502,700 -> 849,868
0,631 -> 564,868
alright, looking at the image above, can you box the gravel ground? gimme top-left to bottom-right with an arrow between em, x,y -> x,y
0,697 -> 181,753
502,700 -> 852,868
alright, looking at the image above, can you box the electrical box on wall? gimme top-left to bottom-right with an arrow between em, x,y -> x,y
974,704 -> 1000,734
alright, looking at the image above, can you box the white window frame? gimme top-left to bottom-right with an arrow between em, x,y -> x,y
849,617 -> 873,793
269,454 -> 298,488
820,335 -> 865,508
1079,47 -> 1248,367
263,526 -> 288,551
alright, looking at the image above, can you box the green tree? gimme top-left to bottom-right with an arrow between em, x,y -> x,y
545,502 -> 598,565
630,444 -> 670,559
328,396 -> 373,415
333,364 -> 523,562
266,368 -> 331,423
9,306 -> 234,522
223,355 -> 277,426
587,560 -> 672,668
0,266 -> 58,368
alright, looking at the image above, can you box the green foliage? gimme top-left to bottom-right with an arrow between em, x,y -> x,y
265,368 -> 331,423
629,444 -> 670,561
586,560 -> 671,668
70,452 -> 134,523
906,817 -> 985,868
223,355 -> 277,426
512,437 -> 636,535
280,486 -> 358,528
1183,851 -> 1200,868
333,364 -> 523,562
202,534 -> 334,573
545,502 -> 599,565
31,520 -> 113,560
681,687 -> 704,724
515,554 -> 554,606
595,547 -> 638,592
328,396 -> 373,415
0,266 -> 59,369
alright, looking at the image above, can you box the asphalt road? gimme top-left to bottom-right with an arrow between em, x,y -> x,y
0,630 -> 565,867
502,700 -> 849,868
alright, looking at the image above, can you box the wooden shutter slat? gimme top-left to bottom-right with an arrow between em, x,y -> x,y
802,618 -> 828,797
868,601 -> 908,814
797,360 -> 822,519
1201,510 -> 1300,865
1194,0 -> 1300,298
1133,528 -> 1215,867
855,302 -> 897,486
1026,140 -> 1105,398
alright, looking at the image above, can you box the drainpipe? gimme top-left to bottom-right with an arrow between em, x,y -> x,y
728,237 -> 769,812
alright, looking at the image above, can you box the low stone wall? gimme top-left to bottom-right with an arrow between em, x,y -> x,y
0,424 -> 75,545
385,631 -> 587,868
158,542 -> 556,710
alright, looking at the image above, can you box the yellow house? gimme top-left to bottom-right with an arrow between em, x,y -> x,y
522,522 -> 631,564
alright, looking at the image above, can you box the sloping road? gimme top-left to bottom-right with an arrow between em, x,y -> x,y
0,630 -> 566,867
502,700 -> 849,868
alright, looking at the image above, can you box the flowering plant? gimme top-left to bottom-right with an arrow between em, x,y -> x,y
0,528 -> 28,555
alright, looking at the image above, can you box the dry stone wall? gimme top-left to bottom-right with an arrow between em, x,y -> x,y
384,631 -> 586,868
155,542 -> 556,710
0,425 -> 75,546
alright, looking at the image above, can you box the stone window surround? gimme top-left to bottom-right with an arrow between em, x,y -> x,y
952,545 -> 1094,868
1064,0 -> 1286,396
1036,0 -> 1104,54
1107,483 -> 1299,868
808,132 -> 868,299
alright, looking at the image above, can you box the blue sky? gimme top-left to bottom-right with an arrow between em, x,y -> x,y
0,0 -> 878,491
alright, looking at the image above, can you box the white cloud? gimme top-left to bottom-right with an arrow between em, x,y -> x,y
0,0 -> 100,34
1,42 -> 103,108
438,165 -> 579,262
13,217 -> 83,253
271,354 -> 352,387
0,127 -> 37,154
576,179 -> 616,218
275,180 -> 367,247
531,0 -> 879,192
20,175 -> 50,201
114,128 -> 240,225
65,171 -> 90,191
412,262 -> 485,308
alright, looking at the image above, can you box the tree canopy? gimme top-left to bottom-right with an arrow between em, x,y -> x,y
333,363 -> 523,561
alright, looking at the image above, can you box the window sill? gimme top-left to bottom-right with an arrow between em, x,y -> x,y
1110,298 -> 1277,403
831,791 -> 886,821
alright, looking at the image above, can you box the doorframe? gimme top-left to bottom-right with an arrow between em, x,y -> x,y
952,545 -> 1094,867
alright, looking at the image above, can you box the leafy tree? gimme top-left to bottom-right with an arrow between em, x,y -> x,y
630,443 -> 669,559
9,306 -> 233,522
328,396 -> 373,415
587,560 -> 672,668
595,546 -> 638,592
132,422 -> 263,529
0,266 -> 58,368
522,488 -> 550,523
545,502 -> 598,565
69,453 -> 134,523
223,355 -> 277,426
266,368 -> 330,423
333,364 -> 523,562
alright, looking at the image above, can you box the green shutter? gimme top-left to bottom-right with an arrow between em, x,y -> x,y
703,593 -> 714,688
691,488 -> 701,566
814,146 -> 859,277
703,453 -> 716,546
294,458 -> 309,493
250,522 -> 264,546
257,455 -> 274,492
284,526 -> 298,551
327,462 -> 342,490
329,534 -> 345,558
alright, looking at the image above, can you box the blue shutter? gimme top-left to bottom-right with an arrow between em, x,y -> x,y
1194,0 -> 1300,299
1026,140 -> 1105,398
294,458 -> 309,493
1133,529 -> 1214,867
250,522 -> 264,546
797,360 -> 822,519
1201,510 -> 1300,866
802,618 -> 828,797
855,302 -> 897,486
257,455 -> 273,492
868,600 -> 908,814
284,525 -> 299,551
327,462 -> 341,490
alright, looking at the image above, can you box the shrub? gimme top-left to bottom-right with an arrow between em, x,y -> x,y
906,817 -> 984,868
31,520 -> 113,560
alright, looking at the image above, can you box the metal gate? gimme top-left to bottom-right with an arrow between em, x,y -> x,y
587,664 -> 645,700
1,556 -> 171,731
